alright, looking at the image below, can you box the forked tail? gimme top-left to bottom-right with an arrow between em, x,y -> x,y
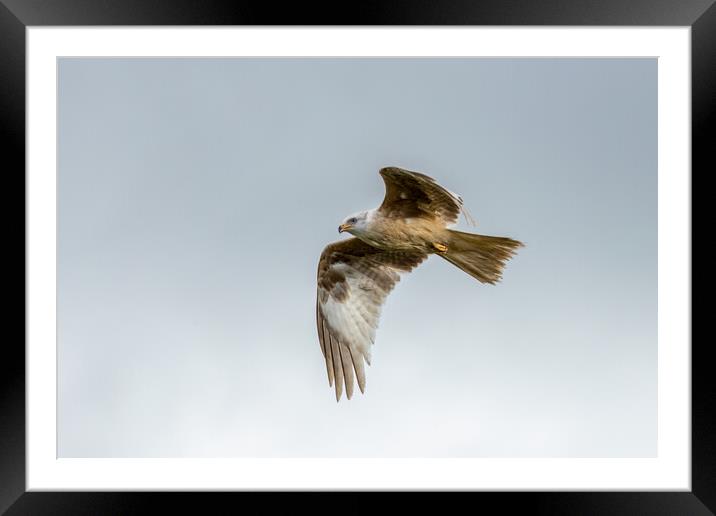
439,230 -> 524,284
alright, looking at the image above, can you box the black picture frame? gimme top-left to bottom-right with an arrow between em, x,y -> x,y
4,1 -> 709,514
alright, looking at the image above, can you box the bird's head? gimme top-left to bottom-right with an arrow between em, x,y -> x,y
338,211 -> 370,236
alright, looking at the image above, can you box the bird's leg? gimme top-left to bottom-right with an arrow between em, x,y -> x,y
432,242 -> 448,254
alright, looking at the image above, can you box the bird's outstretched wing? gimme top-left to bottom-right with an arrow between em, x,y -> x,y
316,238 -> 427,401
378,166 -> 474,225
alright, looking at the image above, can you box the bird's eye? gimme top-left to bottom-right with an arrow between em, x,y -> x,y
349,218 -> 357,224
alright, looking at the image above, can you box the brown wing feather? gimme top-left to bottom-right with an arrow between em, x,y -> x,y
378,166 -> 465,225
316,238 -> 426,401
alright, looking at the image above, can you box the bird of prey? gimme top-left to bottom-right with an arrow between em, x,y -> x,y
316,166 -> 523,401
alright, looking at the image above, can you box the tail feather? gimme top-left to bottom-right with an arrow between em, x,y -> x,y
440,230 -> 523,284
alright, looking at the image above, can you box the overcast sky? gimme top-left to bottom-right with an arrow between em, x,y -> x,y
57,57 -> 656,457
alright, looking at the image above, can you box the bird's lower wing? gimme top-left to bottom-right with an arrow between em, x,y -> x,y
316,238 -> 427,401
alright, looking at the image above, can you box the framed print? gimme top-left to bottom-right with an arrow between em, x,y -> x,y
5,1 -> 710,514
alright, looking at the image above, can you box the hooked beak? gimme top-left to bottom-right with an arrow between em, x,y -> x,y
338,223 -> 352,233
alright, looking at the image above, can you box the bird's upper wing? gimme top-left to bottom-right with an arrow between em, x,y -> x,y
316,237 -> 427,401
378,166 -> 470,225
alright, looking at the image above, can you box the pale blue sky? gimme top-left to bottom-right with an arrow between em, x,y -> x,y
58,58 -> 656,457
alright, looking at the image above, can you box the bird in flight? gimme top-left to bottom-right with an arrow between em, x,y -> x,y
316,166 -> 523,401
